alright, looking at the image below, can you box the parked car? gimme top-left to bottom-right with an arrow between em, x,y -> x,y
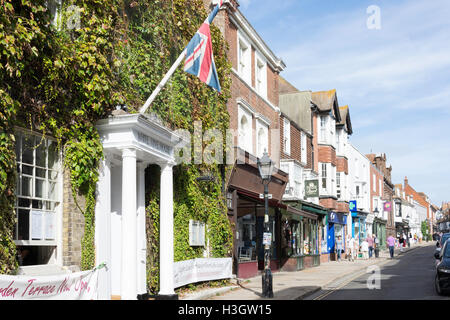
437,232 -> 450,248
435,240 -> 450,295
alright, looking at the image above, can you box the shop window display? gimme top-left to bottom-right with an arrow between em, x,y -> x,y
282,218 -> 302,257
237,214 -> 257,262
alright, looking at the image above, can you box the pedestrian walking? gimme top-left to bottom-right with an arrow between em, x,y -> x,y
367,235 -> 374,258
336,235 -> 343,262
361,239 -> 369,260
399,235 -> 404,252
347,235 -> 355,262
387,234 -> 395,258
354,235 -> 360,259
373,234 -> 380,258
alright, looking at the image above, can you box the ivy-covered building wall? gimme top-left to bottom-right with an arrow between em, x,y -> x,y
0,0 -> 233,293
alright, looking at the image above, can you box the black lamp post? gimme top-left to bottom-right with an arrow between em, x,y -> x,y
373,208 -> 379,241
257,151 -> 274,298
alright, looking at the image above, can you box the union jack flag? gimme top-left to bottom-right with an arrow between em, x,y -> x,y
183,0 -> 224,92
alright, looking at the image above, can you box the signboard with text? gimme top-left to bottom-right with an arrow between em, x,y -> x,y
305,180 -> 319,198
0,269 -> 99,300
173,258 -> 232,288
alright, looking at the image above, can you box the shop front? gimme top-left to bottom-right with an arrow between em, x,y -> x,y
395,220 -> 410,240
373,217 -> 386,247
227,150 -> 288,279
279,205 -> 319,272
352,210 -> 368,245
327,212 -> 347,261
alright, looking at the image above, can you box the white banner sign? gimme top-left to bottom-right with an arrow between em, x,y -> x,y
174,257 -> 232,288
0,269 -> 99,300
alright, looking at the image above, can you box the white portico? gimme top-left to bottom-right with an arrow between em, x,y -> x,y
94,112 -> 187,300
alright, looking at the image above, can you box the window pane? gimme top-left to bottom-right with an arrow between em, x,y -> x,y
44,212 -> 55,240
21,176 -> 32,197
35,141 -> 46,167
18,209 -> 30,240
22,135 -> 34,165
49,170 -> 58,180
18,197 -> 31,208
35,178 -> 46,198
32,200 -> 44,209
48,181 -> 58,200
22,165 -> 33,175
36,168 -> 46,178
48,140 -> 59,171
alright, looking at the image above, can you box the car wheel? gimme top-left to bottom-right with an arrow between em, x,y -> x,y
435,274 -> 443,296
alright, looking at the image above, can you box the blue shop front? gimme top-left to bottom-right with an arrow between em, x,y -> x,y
327,211 -> 347,261
350,200 -> 368,245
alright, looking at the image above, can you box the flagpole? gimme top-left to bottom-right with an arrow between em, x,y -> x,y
139,49 -> 186,114
139,0 -> 226,115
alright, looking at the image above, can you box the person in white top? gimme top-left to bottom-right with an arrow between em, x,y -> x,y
361,239 -> 369,260
347,235 -> 355,262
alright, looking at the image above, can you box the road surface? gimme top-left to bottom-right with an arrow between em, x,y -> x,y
305,245 -> 449,300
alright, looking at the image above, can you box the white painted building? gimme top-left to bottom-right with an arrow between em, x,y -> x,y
347,143 -> 371,238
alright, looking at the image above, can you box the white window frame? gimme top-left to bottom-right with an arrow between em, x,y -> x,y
237,32 -> 251,84
379,179 -> 382,196
254,51 -> 267,99
320,116 -> 327,143
321,163 -> 327,192
14,130 -> 62,247
283,118 -> 290,155
238,104 -> 253,154
300,131 -> 307,164
336,172 -> 341,199
256,118 -> 269,158
336,129 -> 341,153
189,220 -> 206,247
47,0 -> 63,28
373,174 -> 376,192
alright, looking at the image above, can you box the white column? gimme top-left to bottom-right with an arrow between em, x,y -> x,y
121,148 -> 137,300
137,162 -> 148,295
158,163 -> 175,296
95,155 -> 111,300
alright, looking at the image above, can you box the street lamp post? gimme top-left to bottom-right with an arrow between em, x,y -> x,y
257,152 -> 274,299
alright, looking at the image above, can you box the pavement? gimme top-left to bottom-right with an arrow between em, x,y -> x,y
179,241 -> 433,300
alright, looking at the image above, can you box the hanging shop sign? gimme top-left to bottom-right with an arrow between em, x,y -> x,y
173,258 -> 232,288
383,201 -> 392,212
328,212 -> 347,225
349,200 -> 357,212
0,267 -> 100,300
305,180 -> 319,198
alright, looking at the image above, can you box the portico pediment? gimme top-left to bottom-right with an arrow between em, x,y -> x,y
96,113 -> 188,164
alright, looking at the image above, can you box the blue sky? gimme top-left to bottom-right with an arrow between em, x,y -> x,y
238,0 -> 450,206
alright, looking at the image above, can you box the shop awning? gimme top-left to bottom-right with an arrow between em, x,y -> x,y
283,204 -> 318,220
301,204 -> 328,216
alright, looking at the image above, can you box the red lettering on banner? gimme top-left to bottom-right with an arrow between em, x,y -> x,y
75,277 -> 89,293
21,279 -> 56,297
0,281 -> 19,298
57,277 -> 71,294
22,279 -> 36,297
